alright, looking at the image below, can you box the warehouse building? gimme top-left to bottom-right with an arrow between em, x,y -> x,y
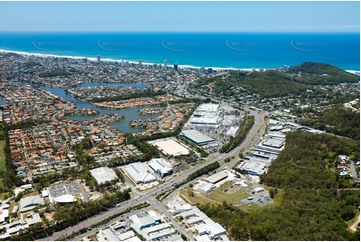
148,158 -> 173,177
189,103 -> 222,128
123,162 -> 156,184
129,210 -> 162,230
181,130 -> 215,146
195,222 -> 228,241
204,171 -> 228,184
90,167 -> 119,185
236,158 -> 270,176
149,138 -> 189,156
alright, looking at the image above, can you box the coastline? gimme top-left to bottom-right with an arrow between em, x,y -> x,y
0,48 -> 359,73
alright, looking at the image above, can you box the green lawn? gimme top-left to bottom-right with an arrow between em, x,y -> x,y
180,181 -> 250,208
206,181 -> 249,205
0,140 -> 6,172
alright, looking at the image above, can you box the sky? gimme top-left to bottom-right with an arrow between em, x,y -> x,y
0,1 -> 359,32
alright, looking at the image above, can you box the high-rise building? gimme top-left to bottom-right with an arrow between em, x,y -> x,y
163,60 -> 168,69
173,64 -> 178,71
96,55 -> 101,63
208,68 -> 213,74
199,67 -> 205,74
139,59 -> 142,65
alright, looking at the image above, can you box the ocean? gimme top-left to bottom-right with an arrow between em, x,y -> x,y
0,32 -> 359,70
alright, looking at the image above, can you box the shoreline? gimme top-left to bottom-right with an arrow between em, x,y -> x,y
0,48 -> 360,73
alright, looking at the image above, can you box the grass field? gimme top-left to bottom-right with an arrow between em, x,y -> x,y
180,181 -> 251,209
205,181 -> 249,205
0,140 -> 6,172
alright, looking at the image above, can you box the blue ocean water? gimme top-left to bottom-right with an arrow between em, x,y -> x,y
0,32 -> 359,70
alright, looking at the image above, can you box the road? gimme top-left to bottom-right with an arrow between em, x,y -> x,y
151,200 -> 194,240
42,108 -> 265,241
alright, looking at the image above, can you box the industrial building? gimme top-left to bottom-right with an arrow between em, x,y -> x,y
167,195 -> 193,214
90,167 -> 119,185
149,138 -> 190,156
236,157 -> 270,176
198,183 -> 215,194
204,171 -> 228,184
225,126 -> 239,137
123,162 -> 156,184
148,158 -> 173,177
181,130 -> 215,146
167,196 -> 229,240
195,222 -> 228,241
19,195 -> 45,213
262,138 -> 285,149
189,103 -> 222,128
129,210 -> 162,230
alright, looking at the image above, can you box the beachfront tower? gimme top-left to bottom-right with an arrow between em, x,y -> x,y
174,64 -> 178,71
163,60 -> 168,69
97,55 -> 101,63
139,59 -> 142,65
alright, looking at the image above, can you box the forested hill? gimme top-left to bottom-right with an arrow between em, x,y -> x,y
289,62 -> 360,85
228,70 -> 306,97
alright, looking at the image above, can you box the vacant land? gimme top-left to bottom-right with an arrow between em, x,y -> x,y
180,181 -> 250,208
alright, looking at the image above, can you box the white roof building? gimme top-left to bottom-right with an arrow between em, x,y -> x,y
195,222 -> 227,240
90,167 -> 119,185
150,138 -> 190,156
53,194 -> 76,203
19,195 -> 45,213
181,130 -> 215,146
124,162 -> 156,184
189,103 -> 221,128
129,210 -> 162,230
198,183 -> 215,194
148,158 -> 173,176
204,171 -> 228,184
0,209 -> 9,223
225,126 -> 239,137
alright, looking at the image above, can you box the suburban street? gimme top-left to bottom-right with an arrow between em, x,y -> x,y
42,108 -> 265,241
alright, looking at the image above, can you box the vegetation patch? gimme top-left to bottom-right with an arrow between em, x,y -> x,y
289,62 -> 360,85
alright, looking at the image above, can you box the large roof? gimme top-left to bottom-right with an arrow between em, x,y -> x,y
181,130 -> 215,145
19,195 -> 45,212
124,162 -> 156,184
53,194 -> 76,203
151,138 -> 189,156
90,166 -> 118,185
148,158 -> 172,175
204,171 -> 228,184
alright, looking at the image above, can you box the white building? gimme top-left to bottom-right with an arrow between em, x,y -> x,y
90,167 -> 119,185
123,162 -> 156,184
148,158 -> 173,177
19,195 -> 45,213
149,138 -> 190,156
129,210 -> 162,230
189,103 -> 222,128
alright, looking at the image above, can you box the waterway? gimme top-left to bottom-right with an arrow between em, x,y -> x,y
0,97 -> 7,105
9,79 -> 159,133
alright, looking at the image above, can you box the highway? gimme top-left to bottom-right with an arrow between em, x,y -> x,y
42,108 -> 265,241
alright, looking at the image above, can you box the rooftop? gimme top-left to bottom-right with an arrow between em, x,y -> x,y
90,166 -> 119,185
181,130 -> 215,145
124,162 -> 156,184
